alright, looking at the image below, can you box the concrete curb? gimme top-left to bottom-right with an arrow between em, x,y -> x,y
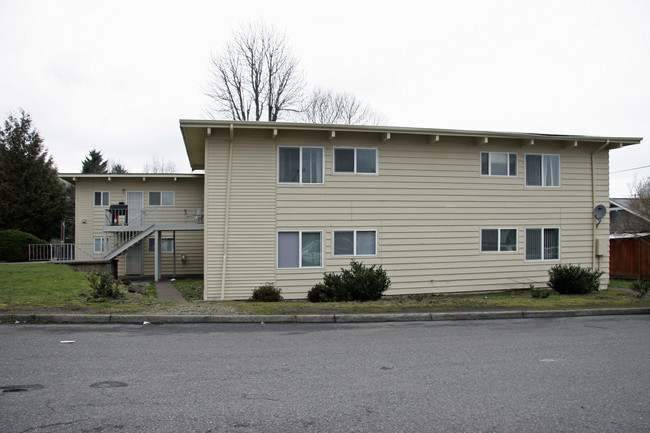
1,308 -> 649,324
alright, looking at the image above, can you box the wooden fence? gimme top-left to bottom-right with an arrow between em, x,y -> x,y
609,236 -> 650,280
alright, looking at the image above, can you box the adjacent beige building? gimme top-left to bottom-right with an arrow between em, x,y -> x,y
63,121 -> 641,300
60,174 -> 204,279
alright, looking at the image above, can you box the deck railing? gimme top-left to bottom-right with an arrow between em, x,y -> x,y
28,243 -> 95,262
105,208 -> 203,227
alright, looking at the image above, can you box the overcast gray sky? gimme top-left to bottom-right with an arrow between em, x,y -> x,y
1,0 -> 648,197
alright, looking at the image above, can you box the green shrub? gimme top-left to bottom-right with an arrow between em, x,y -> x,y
0,230 -> 48,262
313,260 -> 391,302
87,272 -> 124,300
547,264 -> 603,295
631,280 -> 650,298
250,283 -> 283,302
307,282 -> 340,302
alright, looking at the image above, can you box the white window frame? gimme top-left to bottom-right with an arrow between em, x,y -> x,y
149,191 -> 175,206
148,237 -> 174,253
525,153 -> 560,187
277,230 -> 323,268
94,191 -> 109,206
525,227 -> 560,261
480,152 -> 517,177
333,229 -> 378,256
480,228 -> 518,253
277,146 -> 325,184
93,237 -> 108,253
333,147 -> 379,175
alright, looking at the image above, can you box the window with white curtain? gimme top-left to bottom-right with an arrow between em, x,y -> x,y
333,230 -> 377,256
526,154 -> 560,186
481,228 -> 517,252
278,147 -> 323,184
94,237 -> 108,253
480,152 -> 517,176
278,231 -> 322,268
334,148 -> 378,174
525,228 -> 559,260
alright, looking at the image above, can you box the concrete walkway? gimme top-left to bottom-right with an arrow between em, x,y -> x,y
155,280 -> 186,302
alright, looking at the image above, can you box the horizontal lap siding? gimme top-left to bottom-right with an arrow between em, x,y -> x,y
74,177 -> 204,278
204,129 -> 611,299
204,132 -> 276,300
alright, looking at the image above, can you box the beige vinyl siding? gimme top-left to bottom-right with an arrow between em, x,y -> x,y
203,128 -> 612,300
73,176 -> 204,278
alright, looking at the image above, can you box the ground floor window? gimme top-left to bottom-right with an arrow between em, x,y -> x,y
94,237 -> 108,253
333,230 -> 377,255
278,231 -> 322,268
148,237 -> 174,253
481,228 -> 517,252
525,228 -> 559,260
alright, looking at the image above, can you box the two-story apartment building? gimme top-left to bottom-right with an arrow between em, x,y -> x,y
60,173 -> 204,279
63,121 -> 641,300
179,121 -> 641,300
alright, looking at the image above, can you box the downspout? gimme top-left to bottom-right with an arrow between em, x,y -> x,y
591,140 -> 610,270
220,124 -> 235,300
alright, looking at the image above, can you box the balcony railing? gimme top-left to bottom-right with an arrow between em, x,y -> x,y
105,208 -> 203,227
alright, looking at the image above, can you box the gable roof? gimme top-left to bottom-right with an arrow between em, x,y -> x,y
179,120 -> 643,171
610,197 -> 650,224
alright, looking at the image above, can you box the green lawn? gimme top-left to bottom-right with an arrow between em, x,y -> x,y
1,263 -> 649,315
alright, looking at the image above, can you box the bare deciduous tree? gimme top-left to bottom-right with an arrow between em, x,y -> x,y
301,88 -> 384,125
628,176 -> 650,231
142,156 -> 176,174
205,21 -> 304,121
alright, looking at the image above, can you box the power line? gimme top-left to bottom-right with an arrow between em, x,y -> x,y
611,164 -> 650,174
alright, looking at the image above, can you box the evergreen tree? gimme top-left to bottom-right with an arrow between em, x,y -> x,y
0,109 -> 69,240
81,148 -> 108,173
109,162 -> 128,174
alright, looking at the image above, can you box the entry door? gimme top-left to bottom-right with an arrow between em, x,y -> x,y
125,241 -> 143,275
127,191 -> 144,226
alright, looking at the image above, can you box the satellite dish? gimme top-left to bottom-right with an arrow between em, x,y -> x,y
593,204 -> 607,220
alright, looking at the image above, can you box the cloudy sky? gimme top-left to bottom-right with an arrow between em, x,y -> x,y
1,0 -> 648,196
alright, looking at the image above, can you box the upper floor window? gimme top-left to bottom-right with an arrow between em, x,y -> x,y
278,147 -> 323,184
149,191 -> 174,206
333,230 -> 377,256
481,228 -> 517,252
525,228 -> 559,260
94,191 -> 109,206
481,152 -> 517,176
334,148 -> 377,174
526,154 -> 560,187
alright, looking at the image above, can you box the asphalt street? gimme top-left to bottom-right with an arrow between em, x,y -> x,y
1,316 -> 649,432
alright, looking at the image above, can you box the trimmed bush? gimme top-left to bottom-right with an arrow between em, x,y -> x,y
307,282 -> 340,303
87,272 -> 124,300
631,280 -> 649,298
312,260 -> 391,302
0,230 -> 48,262
250,283 -> 283,302
547,264 -> 603,295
